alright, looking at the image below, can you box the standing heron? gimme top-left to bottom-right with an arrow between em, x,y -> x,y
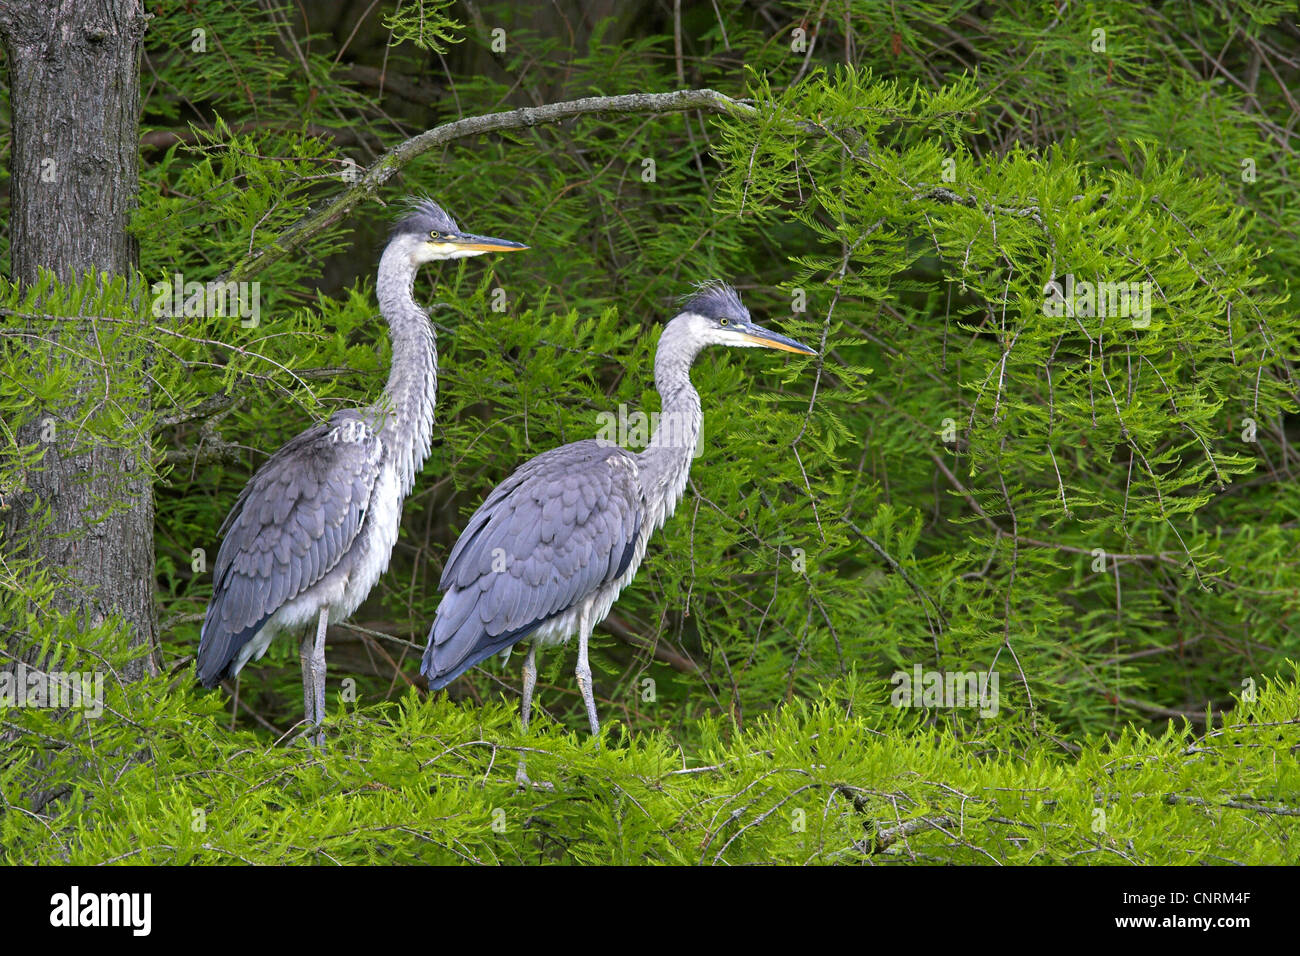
421,282 -> 814,776
196,198 -> 526,740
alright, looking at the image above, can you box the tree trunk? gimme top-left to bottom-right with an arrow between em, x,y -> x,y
0,0 -> 156,678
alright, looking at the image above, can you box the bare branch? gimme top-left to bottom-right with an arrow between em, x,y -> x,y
221,89 -> 757,283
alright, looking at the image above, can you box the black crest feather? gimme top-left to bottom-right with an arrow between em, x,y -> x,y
391,196 -> 459,239
679,281 -> 749,321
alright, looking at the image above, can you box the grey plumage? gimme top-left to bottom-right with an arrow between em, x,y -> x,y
196,199 -> 526,738
420,282 -> 815,761
196,410 -> 381,687
425,440 -> 642,686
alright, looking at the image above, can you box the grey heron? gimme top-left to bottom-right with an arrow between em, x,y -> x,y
196,198 -> 526,740
420,282 -> 814,775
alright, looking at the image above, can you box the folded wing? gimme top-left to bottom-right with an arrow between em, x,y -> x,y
197,411 -> 383,686
423,439 -> 643,688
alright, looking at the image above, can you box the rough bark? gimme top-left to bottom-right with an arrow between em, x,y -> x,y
0,0 -> 157,678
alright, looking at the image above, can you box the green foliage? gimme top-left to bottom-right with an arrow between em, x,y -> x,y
2,0 -> 1297,864
3,631 -> 1297,864
381,0 -> 463,53
709,65 -> 1298,733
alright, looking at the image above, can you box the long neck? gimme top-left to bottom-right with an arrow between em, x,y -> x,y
374,244 -> 437,496
636,317 -> 703,531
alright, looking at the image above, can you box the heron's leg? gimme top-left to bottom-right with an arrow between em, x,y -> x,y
520,643 -> 538,732
516,643 -> 539,787
299,633 -> 316,730
574,604 -> 600,741
309,608 -> 328,745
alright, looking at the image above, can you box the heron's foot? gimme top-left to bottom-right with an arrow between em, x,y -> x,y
515,773 -> 554,792
575,670 -> 601,743
298,721 -> 326,749
515,759 -> 554,791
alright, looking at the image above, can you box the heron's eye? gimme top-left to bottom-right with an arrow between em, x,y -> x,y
719,318 -> 729,327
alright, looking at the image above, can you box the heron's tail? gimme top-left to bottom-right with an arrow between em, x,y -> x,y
422,587 -> 537,689
195,597 -> 272,688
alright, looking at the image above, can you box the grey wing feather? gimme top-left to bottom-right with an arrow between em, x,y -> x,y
422,439 -> 642,688
196,411 -> 383,687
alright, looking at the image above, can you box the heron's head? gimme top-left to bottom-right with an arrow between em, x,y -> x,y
674,282 -> 816,356
388,197 -> 528,265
